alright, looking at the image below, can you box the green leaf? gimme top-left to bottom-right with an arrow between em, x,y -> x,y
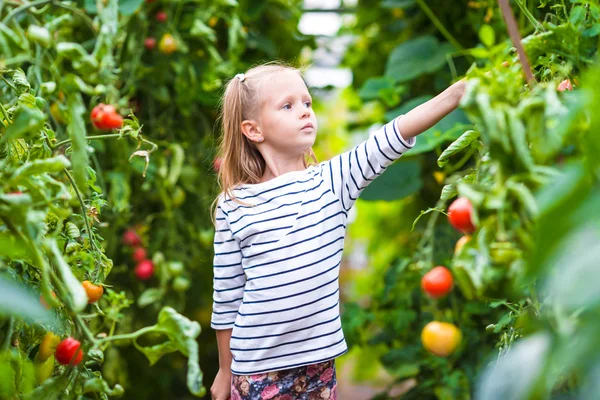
9,69 -> 31,94
10,156 -> 70,181
0,232 -> 30,260
166,143 -> 185,187
582,23 -> 600,37
381,0 -> 416,8
478,25 -> 496,47
82,378 -> 124,396
358,77 -> 396,101
360,160 -> 422,201
190,20 -> 217,42
134,341 -> 178,365
569,5 -> 587,26
437,130 -> 480,167
0,275 -> 59,327
21,375 -> 69,400
44,239 -> 88,312
118,0 -> 144,15
135,307 -> 206,397
1,106 -> 46,144
107,172 -> 131,213
476,333 -> 550,400
137,288 -> 164,308
66,93 -> 89,192
385,36 -> 454,83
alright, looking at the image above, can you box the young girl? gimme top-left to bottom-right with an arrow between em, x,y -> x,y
210,62 -> 466,400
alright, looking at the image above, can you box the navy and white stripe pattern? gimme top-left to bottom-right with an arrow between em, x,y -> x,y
211,117 -> 415,375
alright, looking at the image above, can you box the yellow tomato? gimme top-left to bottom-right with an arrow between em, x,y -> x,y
433,171 -> 445,185
392,8 -> 404,18
38,332 -> 60,362
159,34 -> 177,54
421,321 -> 462,357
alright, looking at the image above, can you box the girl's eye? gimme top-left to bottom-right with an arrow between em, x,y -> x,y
282,104 -> 292,110
304,101 -> 312,108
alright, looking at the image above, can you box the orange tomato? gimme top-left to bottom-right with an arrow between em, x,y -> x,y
82,280 -> 104,303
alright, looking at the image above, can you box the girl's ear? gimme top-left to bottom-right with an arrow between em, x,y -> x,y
241,120 -> 264,143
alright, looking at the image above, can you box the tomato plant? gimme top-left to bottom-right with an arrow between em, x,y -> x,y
340,0 -> 599,397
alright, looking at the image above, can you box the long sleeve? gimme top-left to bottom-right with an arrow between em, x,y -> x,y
325,117 -> 416,211
211,199 -> 246,330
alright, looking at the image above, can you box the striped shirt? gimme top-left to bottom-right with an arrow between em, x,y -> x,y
211,117 -> 415,375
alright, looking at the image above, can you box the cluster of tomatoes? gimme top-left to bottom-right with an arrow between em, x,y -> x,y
33,332 -> 83,384
419,196 -> 475,357
143,8 -> 177,54
122,229 -> 155,280
34,281 -> 104,383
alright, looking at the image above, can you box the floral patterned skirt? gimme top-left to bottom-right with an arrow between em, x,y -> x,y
231,359 -> 337,400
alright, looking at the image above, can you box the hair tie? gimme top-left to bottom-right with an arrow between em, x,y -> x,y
235,73 -> 246,82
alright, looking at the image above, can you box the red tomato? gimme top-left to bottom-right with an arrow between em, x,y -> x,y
122,229 -> 142,247
448,197 -> 475,233
144,37 -> 156,50
155,11 -> 167,22
135,260 -> 155,280
421,266 -> 453,298
55,338 -> 83,365
557,79 -> 573,92
91,104 -> 123,130
103,112 -> 123,129
132,247 -> 147,263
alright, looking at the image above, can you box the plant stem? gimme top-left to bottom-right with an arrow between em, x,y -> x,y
415,0 -> 464,51
498,0 -> 536,85
1,0 -> 52,24
2,317 -> 14,351
63,169 -> 99,254
52,1 -> 96,33
0,74 -> 18,93
0,102 -> 11,123
74,314 -> 98,345
513,0 -> 544,31
97,325 -> 157,344
53,134 -> 122,149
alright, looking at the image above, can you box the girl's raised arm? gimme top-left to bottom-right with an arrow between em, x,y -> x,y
397,79 -> 467,141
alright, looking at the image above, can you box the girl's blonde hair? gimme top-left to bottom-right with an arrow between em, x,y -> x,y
212,61 -> 318,222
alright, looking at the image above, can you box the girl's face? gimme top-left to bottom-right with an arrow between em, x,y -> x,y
255,70 -> 318,157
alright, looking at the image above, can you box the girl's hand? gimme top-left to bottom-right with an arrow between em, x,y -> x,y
211,368 -> 232,400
